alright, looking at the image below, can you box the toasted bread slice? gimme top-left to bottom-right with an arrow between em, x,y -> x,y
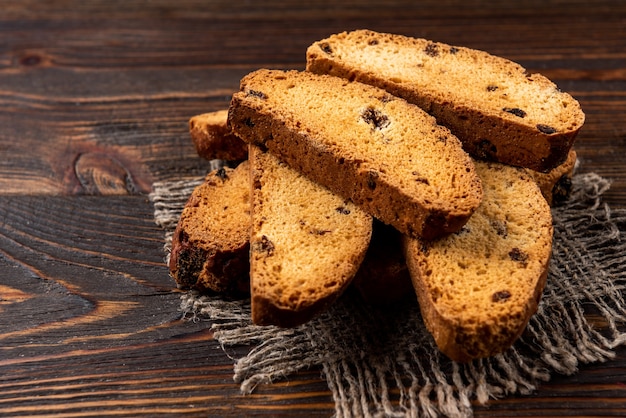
189,110 -> 248,161
190,106 -> 576,208
249,145 -> 372,327
307,30 -> 584,172
354,153 -> 573,307
403,160 -> 553,362
169,161 -> 250,294
229,69 -> 483,240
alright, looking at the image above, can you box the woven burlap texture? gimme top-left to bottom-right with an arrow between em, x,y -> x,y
151,167 -> 626,418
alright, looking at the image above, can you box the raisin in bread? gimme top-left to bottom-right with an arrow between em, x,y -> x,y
191,108 -> 576,206
353,152 -> 573,306
169,161 -> 250,294
306,29 -> 584,172
229,69 -> 483,240
188,108 -> 575,206
528,149 -> 577,206
249,145 -> 372,327
403,160 -> 553,362
189,110 -> 247,161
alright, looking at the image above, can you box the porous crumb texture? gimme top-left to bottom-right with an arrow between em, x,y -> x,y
249,146 -> 372,327
229,69 -> 483,239
404,160 -> 553,362
169,161 -> 251,294
189,110 -> 248,161
306,29 -> 585,172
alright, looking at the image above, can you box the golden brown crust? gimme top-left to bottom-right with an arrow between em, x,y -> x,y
249,145 -> 372,327
229,69 -> 483,240
189,110 -> 248,162
189,108 -> 575,212
169,161 -> 250,294
403,160 -> 553,362
306,30 -> 585,172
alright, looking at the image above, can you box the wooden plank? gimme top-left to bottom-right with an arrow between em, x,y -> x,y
0,194 -> 335,415
1,0 -> 625,415
0,68 -> 247,194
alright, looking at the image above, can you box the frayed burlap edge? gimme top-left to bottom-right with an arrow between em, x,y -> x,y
150,169 -> 626,418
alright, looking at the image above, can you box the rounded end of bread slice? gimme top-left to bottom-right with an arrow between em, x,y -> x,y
249,147 -> 372,327
404,160 -> 553,362
169,161 -> 251,294
189,110 -> 248,162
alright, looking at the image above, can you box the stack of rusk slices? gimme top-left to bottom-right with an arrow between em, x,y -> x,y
169,30 -> 583,362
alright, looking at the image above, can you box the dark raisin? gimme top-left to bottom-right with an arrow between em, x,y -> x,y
509,247 -> 528,264
449,46 -> 459,54
247,89 -> 267,100
361,107 -> 390,130
552,175 -> 572,205
215,167 -> 228,180
252,235 -> 275,256
319,42 -> 333,55
424,43 -> 439,57
367,170 -> 379,190
492,290 -> 512,302
486,85 -> 498,92
311,228 -> 332,236
537,124 -> 557,134
244,117 -> 255,127
378,94 -> 394,103
336,206 -> 351,215
503,107 -> 527,118
490,219 -> 507,237
412,171 -> 430,185
475,139 -> 497,160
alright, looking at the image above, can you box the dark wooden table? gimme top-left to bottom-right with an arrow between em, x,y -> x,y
1,1 -> 625,416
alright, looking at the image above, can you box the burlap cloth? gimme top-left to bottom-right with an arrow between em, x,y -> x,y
150,162 -> 626,417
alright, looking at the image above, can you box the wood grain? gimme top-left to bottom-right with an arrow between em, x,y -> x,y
1,0 -> 626,416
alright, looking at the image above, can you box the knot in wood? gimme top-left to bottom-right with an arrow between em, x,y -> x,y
74,152 -> 137,195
